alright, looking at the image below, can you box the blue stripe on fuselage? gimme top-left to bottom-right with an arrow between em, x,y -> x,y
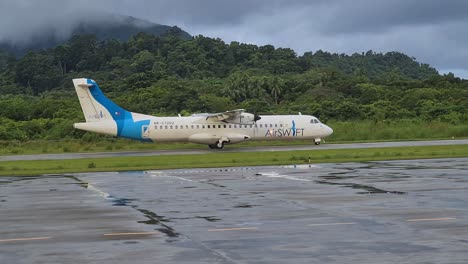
86,79 -> 151,141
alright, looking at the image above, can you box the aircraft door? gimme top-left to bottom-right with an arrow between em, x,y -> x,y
142,125 -> 150,138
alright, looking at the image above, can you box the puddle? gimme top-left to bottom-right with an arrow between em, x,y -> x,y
9,177 -> 39,183
136,208 -> 179,238
203,181 -> 226,188
316,180 -> 405,194
234,203 -> 259,208
123,241 -> 139,244
195,216 -> 221,222
110,197 -> 138,206
0,180 -> 13,185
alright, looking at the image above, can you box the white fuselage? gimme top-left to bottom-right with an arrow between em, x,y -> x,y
144,115 -> 332,143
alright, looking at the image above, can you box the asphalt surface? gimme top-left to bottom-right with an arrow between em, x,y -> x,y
1,158 -> 468,263
1,139 -> 467,161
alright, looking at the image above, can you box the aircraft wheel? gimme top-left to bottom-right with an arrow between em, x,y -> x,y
216,141 -> 225,149
208,142 -> 224,149
314,141 -> 321,145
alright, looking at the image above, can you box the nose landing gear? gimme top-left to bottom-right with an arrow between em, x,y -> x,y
314,138 -> 321,145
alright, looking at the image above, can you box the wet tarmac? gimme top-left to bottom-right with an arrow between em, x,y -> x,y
1,158 -> 468,264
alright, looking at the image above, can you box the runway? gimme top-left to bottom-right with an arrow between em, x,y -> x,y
1,139 -> 467,161
1,158 -> 468,263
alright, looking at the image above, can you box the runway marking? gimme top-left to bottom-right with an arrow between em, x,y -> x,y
103,231 -> 159,236
308,222 -> 356,227
149,174 -> 194,182
87,184 -> 111,199
260,173 -> 312,182
208,227 -> 258,232
406,217 -> 456,222
0,236 -> 52,243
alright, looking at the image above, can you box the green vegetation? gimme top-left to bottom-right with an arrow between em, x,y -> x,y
0,119 -> 467,156
0,32 -> 467,144
0,145 -> 467,176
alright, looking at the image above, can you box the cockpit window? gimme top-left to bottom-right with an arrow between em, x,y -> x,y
310,118 -> 321,124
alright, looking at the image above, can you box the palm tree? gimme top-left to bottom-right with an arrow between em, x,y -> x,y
269,77 -> 283,104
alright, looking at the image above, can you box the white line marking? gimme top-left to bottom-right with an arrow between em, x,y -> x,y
260,172 -> 312,182
87,184 -> 111,199
0,236 -> 52,243
308,222 -> 356,227
103,232 -> 159,236
208,227 -> 258,232
150,175 -> 193,182
406,217 -> 456,222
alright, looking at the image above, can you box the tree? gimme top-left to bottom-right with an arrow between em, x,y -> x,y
268,76 -> 284,104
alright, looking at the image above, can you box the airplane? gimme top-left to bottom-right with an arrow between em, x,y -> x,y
72,78 -> 333,149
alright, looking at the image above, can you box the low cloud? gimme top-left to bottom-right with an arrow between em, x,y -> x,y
1,0 -> 467,77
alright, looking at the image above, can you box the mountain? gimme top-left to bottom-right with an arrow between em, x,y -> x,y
0,14 -> 191,57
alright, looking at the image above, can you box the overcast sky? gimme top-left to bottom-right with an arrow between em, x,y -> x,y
2,0 -> 468,78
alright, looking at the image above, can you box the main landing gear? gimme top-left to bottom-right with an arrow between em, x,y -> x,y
208,140 -> 225,149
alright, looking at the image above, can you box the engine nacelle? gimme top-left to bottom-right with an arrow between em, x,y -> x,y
228,113 -> 260,124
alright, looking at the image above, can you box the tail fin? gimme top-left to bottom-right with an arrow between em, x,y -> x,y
73,78 -> 128,122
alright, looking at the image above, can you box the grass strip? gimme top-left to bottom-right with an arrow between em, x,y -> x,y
0,145 -> 467,176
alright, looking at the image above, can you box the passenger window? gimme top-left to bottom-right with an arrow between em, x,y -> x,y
280,124 -> 283,127
224,125 -> 227,128
208,125 -> 210,128
218,125 -> 221,128
202,125 -> 205,129
275,124 -> 277,127
196,125 -> 199,129
160,126 -> 163,129
175,125 -> 178,129
250,125 -> 253,128
229,125 -> 232,128
165,126 -> 168,129
270,124 -> 273,128
170,126 -> 173,129
255,124 -> 257,128
260,124 -> 263,128
234,125 -> 237,128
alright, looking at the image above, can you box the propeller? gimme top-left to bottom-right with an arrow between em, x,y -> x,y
253,111 -> 261,122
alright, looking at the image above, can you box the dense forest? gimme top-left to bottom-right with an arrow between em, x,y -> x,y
0,32 -> 467,141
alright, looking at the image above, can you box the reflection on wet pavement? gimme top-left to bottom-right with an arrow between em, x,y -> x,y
1,158 -> 468,264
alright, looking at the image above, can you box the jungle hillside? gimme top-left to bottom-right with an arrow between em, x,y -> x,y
0,30 -> 467,149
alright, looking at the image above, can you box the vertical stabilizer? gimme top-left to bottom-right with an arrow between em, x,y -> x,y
72,78 -> 127,122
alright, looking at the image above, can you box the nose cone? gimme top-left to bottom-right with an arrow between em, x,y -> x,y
324,125 -> 333,137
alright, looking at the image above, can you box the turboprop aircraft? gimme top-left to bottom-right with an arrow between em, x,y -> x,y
73,78 -> 333,149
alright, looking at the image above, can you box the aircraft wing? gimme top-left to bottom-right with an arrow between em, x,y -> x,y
203,109 -> 245,122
